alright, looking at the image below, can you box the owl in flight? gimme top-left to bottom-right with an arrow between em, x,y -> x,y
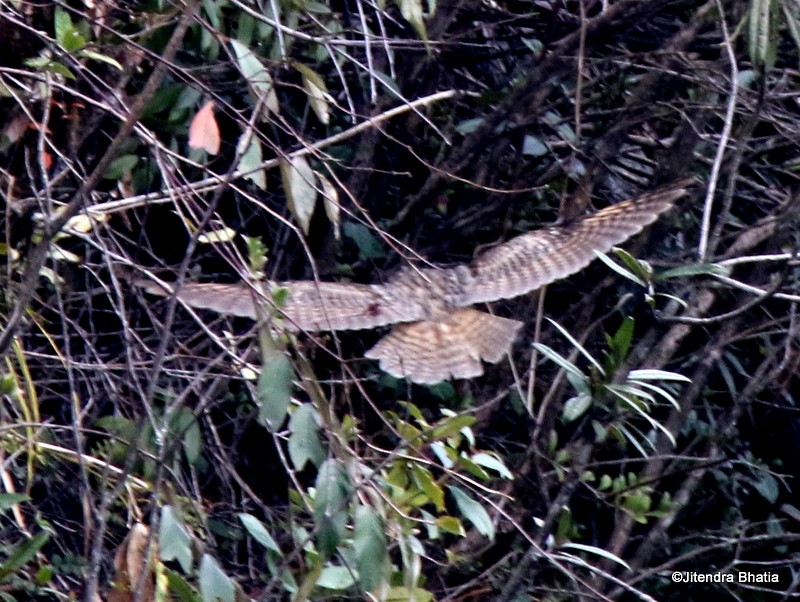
136,182 -> 689,384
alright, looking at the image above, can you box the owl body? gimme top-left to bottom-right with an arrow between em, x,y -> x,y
135,181 -> 691,383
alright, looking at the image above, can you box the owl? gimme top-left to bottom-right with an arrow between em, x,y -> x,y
135,182 -> 689,384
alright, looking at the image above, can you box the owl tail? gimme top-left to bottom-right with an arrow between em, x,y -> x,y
365,309 -> 524,384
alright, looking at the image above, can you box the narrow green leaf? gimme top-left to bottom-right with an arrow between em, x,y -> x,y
448,486 -> 494,540
396,0 -> 428,41
0,531 -> 50,582
410,464 -> 445,511
628,369 -> 691,382
748,0 -> 778,71
431,414 -> 475,440
560,543 -> 631,570
239,513 -> 281,553
656,262 -> 729,280
314,460 -> 352,558
354,506 -> 387,591
79,49 -> 122,70
257,353 -> 294,431
611,317 -> 634,363
547,318 -> 604,375
470,452 -> 513,480
533,343 -> 586,380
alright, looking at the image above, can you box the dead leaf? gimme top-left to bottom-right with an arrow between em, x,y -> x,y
317,172 -> 340,240
189,100 -> 221,155
280,156 -> 317,234
2,113 -> 30,145
107,523 -> 155,602
295,64 -> 331,125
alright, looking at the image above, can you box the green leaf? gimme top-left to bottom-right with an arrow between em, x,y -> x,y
53,8 -> 86,52
314,460 -> 352,558
23,58 -> 75,80
160,506 -> 193,574
354,506 -> 387,591
748,0 -> 779,71
385,586 -> 434,601
54,7 -> 72,46
751,472 -> 780,504
239,513 -> 281,553
79,49 -> 122,69
621,490 -> 652,523
198,555 -> 235,602
522,135 -> 548,157
656,262 -> 729,280
560,543 -> 631,570
435,516 -> 464,536
410,464 -> 445,511
0,493 -> 28,514
431,414 -> 475,440
533,343 -> 586,380
547,318 -> 604,375
562,393 -> 592,423
607,316 -> 634,366
103,154 -> 139,180
316,566 -> 356,590
784,3 -> 800,69
236,134 -> 266,190
470,453 -> 513,480
457,455 -> 490,481
343,222 -> 385,260
0,530 -> 50,582
62,29 -> 86,52
288,403 -> 325,471
172,407 -> 201,464
627,369 -> 691,382
448,486 -> 494,540
455,117 -> 484,134
395,0 -> 428,41
257,353 -> 294,431
280,156 -> 317,234
165,568 -> 202,602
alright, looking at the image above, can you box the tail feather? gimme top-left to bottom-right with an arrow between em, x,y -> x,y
365,309 -> 523,384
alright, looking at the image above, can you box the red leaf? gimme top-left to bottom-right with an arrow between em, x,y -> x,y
188,100 -> 221,155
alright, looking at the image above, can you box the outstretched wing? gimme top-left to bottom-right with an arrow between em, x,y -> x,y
459,183 -> 689,305
365,309 -> 523,384
133,279 -> 428,332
